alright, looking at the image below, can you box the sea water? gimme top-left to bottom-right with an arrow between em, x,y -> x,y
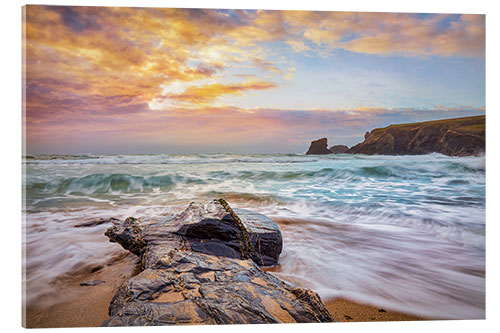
23,153 -> 485,319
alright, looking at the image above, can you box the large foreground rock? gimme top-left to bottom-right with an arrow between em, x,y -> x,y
103,199 -> 333,325
306,138 -> 332,155
347,115 -> 485,156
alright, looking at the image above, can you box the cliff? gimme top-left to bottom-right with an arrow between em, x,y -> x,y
346,115 -> 485,156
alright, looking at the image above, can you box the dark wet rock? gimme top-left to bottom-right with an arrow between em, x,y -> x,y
89,264 -> 104,273
378,308 -> 386,313
329,145 -> 349,154
347,115 -> 485,156
80,280 -> 105,286
105,199 -> 282,266
103,199 -> 333,326
105,217 -> 146,256
306,138 -> 332,155
74,217 -> 121,228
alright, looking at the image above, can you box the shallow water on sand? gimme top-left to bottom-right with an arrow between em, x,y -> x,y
23,153 -> 485,319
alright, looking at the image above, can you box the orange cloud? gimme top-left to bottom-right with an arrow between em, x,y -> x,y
150,79 -> 277,108
253,58 -> 283,75
287,12 -> 485,57
245,10 -> 484,58
179,80 -> 277,102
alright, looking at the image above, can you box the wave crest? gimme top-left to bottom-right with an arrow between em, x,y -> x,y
26,173 -> 204,195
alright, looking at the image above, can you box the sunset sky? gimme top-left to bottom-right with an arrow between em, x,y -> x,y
23,6 -> 485,154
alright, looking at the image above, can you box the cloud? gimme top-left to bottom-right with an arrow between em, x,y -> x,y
150,79 -> 277,108
303,28 -> 340,47
284,67 -> 296,80
336,14 -> 485,57
252,58 -> 282,75
263,11 -> 485,58
48,6 -> 103,32
285,39 -> 311,52
177,80 -> 277,102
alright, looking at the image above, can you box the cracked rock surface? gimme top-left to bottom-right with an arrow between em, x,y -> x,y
103,199 -> 333,326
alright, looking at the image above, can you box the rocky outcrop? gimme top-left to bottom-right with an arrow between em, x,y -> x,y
347,115 -> 485,156
306,138 -> 332,155
102,199 -> 333,326
329,145 -> 349,154
105,200 -> 282,266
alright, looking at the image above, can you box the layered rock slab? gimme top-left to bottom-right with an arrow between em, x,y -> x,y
105,199 -> 282,266
103,250 -> 332,325
103,199 -> 333,326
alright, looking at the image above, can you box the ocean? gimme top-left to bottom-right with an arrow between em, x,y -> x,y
23,153 -> 485,319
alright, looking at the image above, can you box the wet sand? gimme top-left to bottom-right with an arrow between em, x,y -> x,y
325,298 -> 426,322
25,251 -> 427,327
262,265 -> 428,323
24,251 -> 140,328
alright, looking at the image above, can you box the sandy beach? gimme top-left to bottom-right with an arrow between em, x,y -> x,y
24,252 -> 426,328
24,251 -> 140,328
325,298 -> 425,322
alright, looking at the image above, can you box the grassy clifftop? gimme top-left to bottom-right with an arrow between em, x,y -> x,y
347,115 -> 485,156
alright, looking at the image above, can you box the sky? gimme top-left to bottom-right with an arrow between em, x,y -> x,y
23,6 -> 485,154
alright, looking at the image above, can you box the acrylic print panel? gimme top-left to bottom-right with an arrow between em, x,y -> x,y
22,4 -> 485,328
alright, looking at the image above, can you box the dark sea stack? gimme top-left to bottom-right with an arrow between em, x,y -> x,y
347,115 -> 485,156
329,145 -> 349,154
306,138 -> 332,155
103,199 -> 333,326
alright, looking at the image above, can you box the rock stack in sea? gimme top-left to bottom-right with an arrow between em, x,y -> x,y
102,199 -> 333,326
306,138 -> 349,155
306,138 -> 332,155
